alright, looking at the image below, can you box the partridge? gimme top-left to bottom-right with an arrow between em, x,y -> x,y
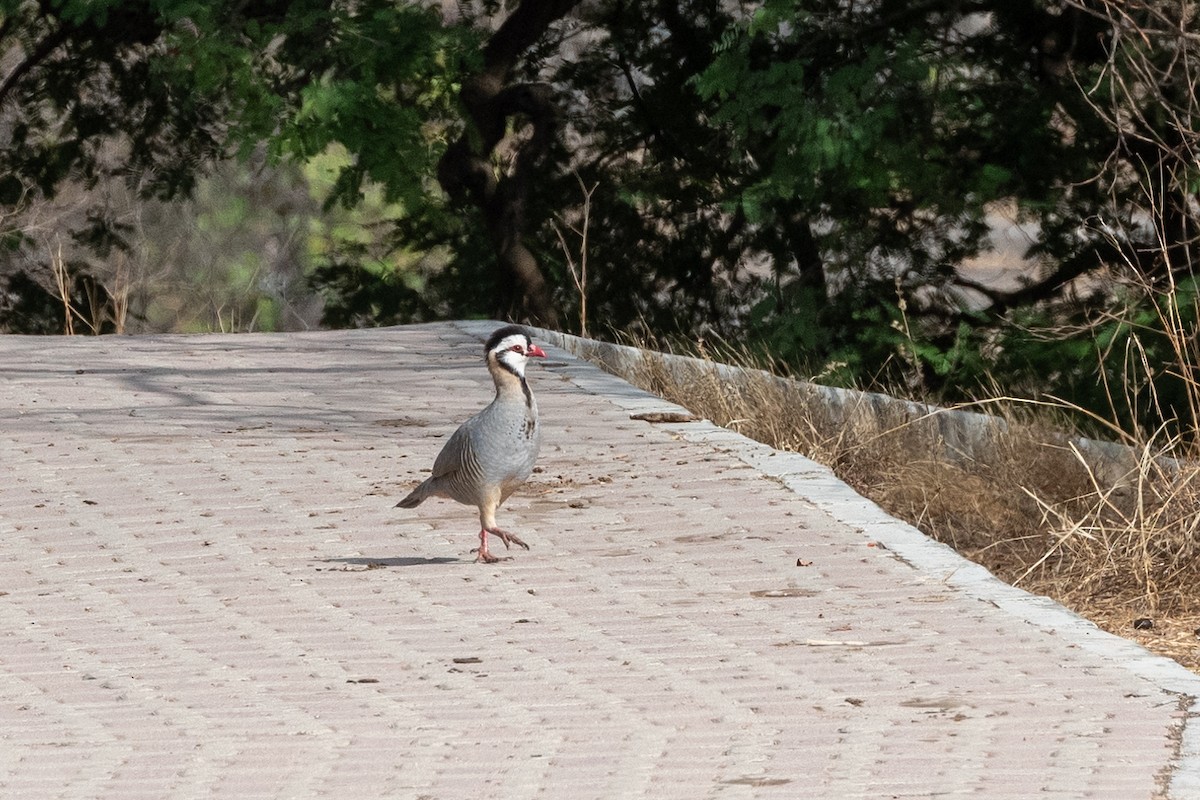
396,325 -> 547,562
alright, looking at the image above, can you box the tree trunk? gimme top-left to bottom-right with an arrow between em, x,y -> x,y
437,1 -> 582,326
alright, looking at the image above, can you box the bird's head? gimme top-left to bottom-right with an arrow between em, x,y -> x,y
485,325 -> 546,379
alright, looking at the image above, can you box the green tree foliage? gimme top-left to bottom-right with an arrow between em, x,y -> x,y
661,2 -> 1112,376
677,2 -> 1200,425
524,1 -> 1200,438
0,0 -> 465,333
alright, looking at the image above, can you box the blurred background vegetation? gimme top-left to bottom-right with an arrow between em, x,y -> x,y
0,0 -> 1198,440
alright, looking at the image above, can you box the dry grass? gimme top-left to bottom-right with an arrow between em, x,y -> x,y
600,340 -> 1200,673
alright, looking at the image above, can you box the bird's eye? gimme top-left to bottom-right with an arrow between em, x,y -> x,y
509,344 -> 524,353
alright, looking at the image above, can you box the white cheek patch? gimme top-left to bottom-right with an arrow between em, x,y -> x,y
493,335 -> 531,379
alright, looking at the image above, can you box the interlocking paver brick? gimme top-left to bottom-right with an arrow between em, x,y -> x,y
1,321 -> 1198,799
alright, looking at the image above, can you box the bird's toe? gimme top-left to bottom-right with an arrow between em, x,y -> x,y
472,547 -> 504,563
487,527 -> 529,551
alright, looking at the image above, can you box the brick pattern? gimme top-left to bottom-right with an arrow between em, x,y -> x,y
0,324 -> 1194,799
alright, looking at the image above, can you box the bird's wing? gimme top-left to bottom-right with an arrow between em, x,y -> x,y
430,417 -> 477,480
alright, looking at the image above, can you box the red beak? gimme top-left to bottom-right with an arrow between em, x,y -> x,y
528,344 -> 547,358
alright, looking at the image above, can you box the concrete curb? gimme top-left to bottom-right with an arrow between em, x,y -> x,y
525,325 -> 1156,483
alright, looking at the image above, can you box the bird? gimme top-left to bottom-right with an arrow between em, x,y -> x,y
396,325 -> 547,562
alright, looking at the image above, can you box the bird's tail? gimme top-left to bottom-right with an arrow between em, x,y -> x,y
395,479 -> 431,509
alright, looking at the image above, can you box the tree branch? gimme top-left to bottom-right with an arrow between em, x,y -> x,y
0,23 -> 72,111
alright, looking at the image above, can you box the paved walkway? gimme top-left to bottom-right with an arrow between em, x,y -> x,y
1,321 -> 1198,799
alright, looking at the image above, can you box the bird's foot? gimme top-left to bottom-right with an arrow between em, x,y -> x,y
473,529 -> 508,563
471,527 -> 528,562
485,526 -> 529,551
473,547 -> 503,564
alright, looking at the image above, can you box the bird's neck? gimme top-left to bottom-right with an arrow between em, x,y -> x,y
489,357 -> 533,408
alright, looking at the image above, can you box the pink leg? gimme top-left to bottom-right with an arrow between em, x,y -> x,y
474,529 -> 501,563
